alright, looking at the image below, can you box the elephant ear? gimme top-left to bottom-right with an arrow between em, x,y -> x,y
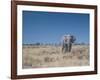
71,36 -> 76,43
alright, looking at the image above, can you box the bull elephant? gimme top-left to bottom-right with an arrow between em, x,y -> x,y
62,34 -> 76,53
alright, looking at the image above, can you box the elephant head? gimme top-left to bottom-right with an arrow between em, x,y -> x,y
62,34 -> 76,53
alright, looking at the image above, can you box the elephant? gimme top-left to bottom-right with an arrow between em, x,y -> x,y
62,34 -> 76,53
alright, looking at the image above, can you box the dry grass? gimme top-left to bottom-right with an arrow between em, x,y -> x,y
22,45 -> 89,69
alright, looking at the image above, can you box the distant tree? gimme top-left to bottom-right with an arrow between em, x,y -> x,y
40,43 -> 44,46
81,42 -> 85,45
35,42 -> 40,46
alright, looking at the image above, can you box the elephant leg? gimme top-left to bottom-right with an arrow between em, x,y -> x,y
62,43 -> 64,53
64,44 -> 68,53
68,43 -> 72,52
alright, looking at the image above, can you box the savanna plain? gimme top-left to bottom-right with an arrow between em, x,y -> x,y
22,45 -> 89,69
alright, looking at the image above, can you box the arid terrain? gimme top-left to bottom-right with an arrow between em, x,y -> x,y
22,45 -> 89,69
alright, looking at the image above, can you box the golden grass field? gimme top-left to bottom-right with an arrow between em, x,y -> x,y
22,45 -> 89,69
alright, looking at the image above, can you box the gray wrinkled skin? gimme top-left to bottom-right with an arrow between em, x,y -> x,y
62,35 -> 76,53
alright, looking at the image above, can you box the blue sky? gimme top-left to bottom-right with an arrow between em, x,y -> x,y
22,11 -> 89,44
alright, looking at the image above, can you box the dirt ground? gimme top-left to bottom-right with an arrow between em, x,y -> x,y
22,45 -> 89,69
